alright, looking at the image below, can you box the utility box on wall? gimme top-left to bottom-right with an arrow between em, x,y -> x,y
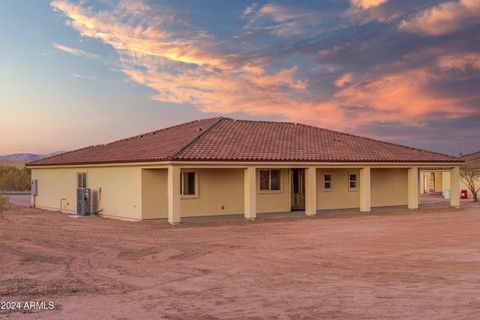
31,179 -> 38,196
77,188 -> 91,216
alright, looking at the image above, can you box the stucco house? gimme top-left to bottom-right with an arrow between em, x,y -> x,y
27,117 -> 462,224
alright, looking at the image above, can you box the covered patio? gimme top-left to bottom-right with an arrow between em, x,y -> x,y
150,165 -> 461,224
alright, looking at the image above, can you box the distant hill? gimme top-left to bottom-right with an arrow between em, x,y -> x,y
0,152 -> 62,162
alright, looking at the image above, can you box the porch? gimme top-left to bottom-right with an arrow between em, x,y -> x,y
141,165 -> 461,224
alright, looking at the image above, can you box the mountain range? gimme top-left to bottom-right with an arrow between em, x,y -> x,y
0,152 -> 62,161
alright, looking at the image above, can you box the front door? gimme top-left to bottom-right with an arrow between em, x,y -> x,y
291,169 -> 305,211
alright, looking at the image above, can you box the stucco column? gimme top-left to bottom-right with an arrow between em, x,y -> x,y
419,171 -> 425,195
244,167 -> 256,220
450,166 -> 460,208
305,167 -> 317,216
408,167 -> 419,210
167,165 -> 181,224
360,167 -> 371,212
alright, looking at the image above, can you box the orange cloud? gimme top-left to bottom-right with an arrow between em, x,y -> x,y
399,0 -> 480,36
438,53 -> 480,71
51,0 -> 480,133
351,0 -> 387,9
334,68 -> 476,124
335,73 -> 353,87
52,43 -> 99,60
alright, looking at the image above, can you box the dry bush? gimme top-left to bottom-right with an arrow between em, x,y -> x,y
0,166 -> 31,191
461,165 -> 480,202
0,195 -> 9,215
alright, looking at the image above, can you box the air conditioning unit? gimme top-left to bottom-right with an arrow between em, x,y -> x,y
77,188 -> 91,216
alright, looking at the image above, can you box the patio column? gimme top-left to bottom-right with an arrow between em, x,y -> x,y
408,167 -> 419,210
450,166 -> 460,208
305,167 -> 317,216
360,167 -> 371,212
167,165 -> 181,225
244,167 -> 256,220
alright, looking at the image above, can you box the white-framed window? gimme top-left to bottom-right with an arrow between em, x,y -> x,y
323,173 -> 333,191
348,172 -> 358,191
180,170 -> 197,197
259,169 -> 281,191
77,172 -> 87,188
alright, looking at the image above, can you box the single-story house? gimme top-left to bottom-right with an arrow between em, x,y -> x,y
27,117 -> 463,224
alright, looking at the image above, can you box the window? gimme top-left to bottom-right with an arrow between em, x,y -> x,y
259,170 -> 281,191
180,171 -> 197,196
323,174 -> 333,191
349,173 -> 358,191
77,172 -> 87,188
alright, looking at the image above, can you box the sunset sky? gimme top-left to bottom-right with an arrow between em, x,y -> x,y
1,0 -> 479,155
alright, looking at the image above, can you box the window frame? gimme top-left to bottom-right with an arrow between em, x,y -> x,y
348,172 -> 359,191
180,170 -> 199,199
258,169 -> 282,193
323,173 -> 334,191
77,172 -> 87,189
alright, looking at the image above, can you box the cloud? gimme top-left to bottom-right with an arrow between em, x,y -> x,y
335,73 -> 353,87
72,73 -> 96,80
399,0 -> 480,36
50,0 -> 480,136
51,0 -> 332,126
52,43 -> 99,60
243,3 -> 325,37
241,3 -> 258,18
351,0 -> 388,9
438,52 -> 480,71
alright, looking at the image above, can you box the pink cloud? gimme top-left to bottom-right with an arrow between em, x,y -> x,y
399,0 -> 480,36
51,0 -> 480,133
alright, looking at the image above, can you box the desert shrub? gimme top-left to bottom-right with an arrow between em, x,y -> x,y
0,166 -> 31,191
0,195 -> 9,213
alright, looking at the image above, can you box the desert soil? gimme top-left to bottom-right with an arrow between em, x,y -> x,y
1,204 -> 480,319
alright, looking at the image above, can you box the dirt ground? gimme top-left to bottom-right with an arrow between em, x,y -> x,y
1,203 -> 480,319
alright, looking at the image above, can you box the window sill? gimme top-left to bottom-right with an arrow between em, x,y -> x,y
181,194 -> 199,199
258,190 -> 283,194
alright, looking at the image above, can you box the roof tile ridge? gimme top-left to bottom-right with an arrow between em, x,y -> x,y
461,150 -> 480,159
105,117 -> 220,146
169,117 -> 227,160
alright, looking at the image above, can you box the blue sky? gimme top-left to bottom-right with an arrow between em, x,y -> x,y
1,0 -> 479,155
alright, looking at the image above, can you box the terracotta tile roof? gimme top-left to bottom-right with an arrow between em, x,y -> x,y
461,151 -> 480,167
28,117 -> 462,166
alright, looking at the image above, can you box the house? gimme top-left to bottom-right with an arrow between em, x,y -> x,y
27,117 -> 463,223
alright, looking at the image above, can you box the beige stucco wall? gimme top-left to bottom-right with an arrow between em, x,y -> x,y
180,168 -> 245,217
316,169 -> 360,210
32,167 -> 142,220
435,172 -> 443,193
371,168 -> 408,207
33,165 -> 433,220
141,169 -> 168,219
316,168 -> 408,209
256,168 -> 291,213
442,172 -> 451,192
31,168 -> 77,213
141,168 -> 290,217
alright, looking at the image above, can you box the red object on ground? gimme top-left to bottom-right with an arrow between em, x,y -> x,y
461,190 -> 468,199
